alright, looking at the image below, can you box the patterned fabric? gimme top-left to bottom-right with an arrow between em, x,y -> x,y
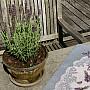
54,56 -> 90,90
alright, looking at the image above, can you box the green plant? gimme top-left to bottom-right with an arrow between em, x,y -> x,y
0,1 -> 41,62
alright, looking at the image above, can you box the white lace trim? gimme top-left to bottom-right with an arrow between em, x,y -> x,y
54,56 -> 90,90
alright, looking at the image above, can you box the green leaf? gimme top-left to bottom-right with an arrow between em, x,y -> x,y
30,64 -> 33,67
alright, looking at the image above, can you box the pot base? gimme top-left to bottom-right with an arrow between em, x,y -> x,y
9,69 -> 45,87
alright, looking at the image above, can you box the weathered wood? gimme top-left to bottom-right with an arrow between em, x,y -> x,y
45,42 -> 62,52
86,35 -> 90,41
45,45 -> 52,52
0,0 -> 89,49
62,0 -> 90,26
65,0 -> 90,18
0,0 -> 58,43
62,4 -> 90,30
58,18 -> 88,43
82,0 -> 90,6
42,0 -> 47,35
0,1 -> 3,29
45,0 -> 50,35
41,0 -> 45,35
63,31 -> 90,41
56,43 -> 62,49
53,0 -> 57,34
62,13 -> 82,32
75,0 -> 90,12
50,0 -> 54,34
64,39 -> 78,47
7,0 -> 12,26
62,0 -> 90,37
0,0 -> 4,45
52,43 -> 58,49
40,33 -> 58,42
15,0 -> 19,20
22,0 -> 25,13
34,0 -> 38,15
57,0 -> 62,19
49,44 -> 55,50
1,0 -> 8,24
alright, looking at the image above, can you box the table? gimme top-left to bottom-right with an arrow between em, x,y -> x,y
44,42 -> 90,90
0,42 -> 90,90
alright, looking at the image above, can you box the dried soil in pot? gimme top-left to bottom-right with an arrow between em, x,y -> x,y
3,45 -> 47,68
2,44 -> 48,86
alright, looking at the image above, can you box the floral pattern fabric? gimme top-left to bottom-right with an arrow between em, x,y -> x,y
54,56 -> 90,90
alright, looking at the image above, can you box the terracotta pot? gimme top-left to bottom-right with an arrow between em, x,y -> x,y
2,45 -> 48,86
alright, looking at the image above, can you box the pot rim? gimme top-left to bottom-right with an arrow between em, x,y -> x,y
2,44 -> 48,71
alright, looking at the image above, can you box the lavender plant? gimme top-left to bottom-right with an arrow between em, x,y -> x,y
0,1 -> 41,62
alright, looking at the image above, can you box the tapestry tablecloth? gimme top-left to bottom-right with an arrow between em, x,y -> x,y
43,44 -> 90,90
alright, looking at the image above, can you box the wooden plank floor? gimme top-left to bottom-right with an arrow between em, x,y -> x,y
62,0 -> 90,36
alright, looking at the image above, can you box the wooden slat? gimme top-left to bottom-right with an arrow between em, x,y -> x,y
22,0 -> 25,13
46,0 -> 51,35
65,0 -> 90,18
11,0 -> 14,5
38,0 -> 43,36
64,39 -> 78,47
86,35 -> 90,41
40,33 -> 58,42
82,0 -> 90,6
45,45 -> 52,52
56,43 -> 62,49
1,0 -> 10,37
63,36 -> 73,41
57,0 -> 62,19
87,32 -> 90,36
49,44 -> 55,51
45,0 -> 49,35
62,5 -> 90,30
58,18 -> 88,43
34,0 -> 38,15
53,0 -> 57,34
45,0 -> 58,35
52,43 -> 58,50
63,31 -> 90,42
15,0 -> 19,20
8,0 -> 12,27
35,0 -> 47,35
1,0 -> 8,23
75,0 -> 90,12
0,1 -> 5,47
49,0 -> 54,34
42,0 -> 47,35
6,0 -> 10,26
27,0 -> 30,9
62,1 -> 90,26
82,31 -> 89,37
0,50 -> 5,55
0,0 -> 3,31
62,13 -> 82,32
19,0 -> 23,20
45,46 -> 49,52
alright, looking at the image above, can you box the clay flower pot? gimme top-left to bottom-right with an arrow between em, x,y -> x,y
2,45 -> 48,87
